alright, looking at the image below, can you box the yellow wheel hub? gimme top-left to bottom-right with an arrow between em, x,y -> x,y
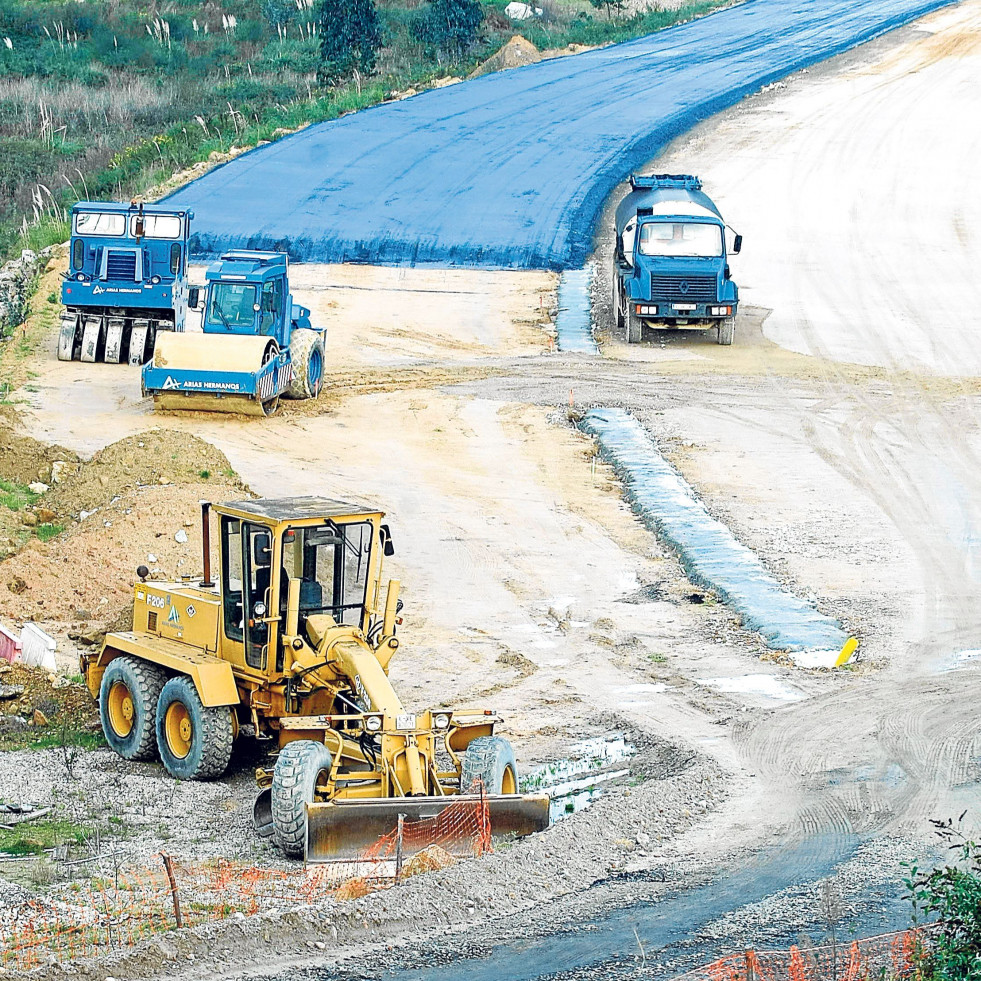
106,681 -> 135,738
164,702 -> 193,759
502,765 -> 517,796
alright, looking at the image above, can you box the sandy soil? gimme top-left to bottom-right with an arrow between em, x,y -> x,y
3,3 -> 981,978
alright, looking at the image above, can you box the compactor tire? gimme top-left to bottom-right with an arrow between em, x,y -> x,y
717,317 -> 735,346
460,736 -> 518,796
155,676 -> 234,781
271,739 -> 334,857
99,656 -> 168,762
286,329 -> 325,400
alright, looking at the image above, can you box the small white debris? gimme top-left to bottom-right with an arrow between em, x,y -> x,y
79,509 -> 97,521
28,482 -> 49,494
147,553 -> 157,563
174,529 -> 188,544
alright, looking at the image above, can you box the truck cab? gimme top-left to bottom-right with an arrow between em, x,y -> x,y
59,201 -> 193,364
613,175 -> 741,345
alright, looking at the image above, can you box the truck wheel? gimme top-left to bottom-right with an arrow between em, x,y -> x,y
155,676 -> 234,781
286,328 -> 325,400
626,314 -> 643,345
99,656 -> 168,761
612,268 -> 626,332
460,736 -> 518,795
717,317 -> 735,346
272,739 -> 333,857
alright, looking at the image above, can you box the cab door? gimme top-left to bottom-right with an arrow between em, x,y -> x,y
219,516 -> 275,671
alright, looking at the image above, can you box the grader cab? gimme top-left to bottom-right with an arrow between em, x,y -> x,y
80,497 -> 548,861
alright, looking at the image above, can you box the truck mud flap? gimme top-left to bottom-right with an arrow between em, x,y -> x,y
104,317 -> 127,363
128,320 -> 151,366
57,312 -> 80,362
79,316 -> 104,363
304,793 -> 551,864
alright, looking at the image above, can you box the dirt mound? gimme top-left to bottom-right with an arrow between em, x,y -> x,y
43,430 -> 238,521
0,412 -> 77,486
469,35 -> 541,78
0,663 -> 99,750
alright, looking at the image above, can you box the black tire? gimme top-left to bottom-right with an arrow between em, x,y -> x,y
271,740 -> 333,857
460,736 -> 518,795
626,313 -> 643,345
613,266 -> 626,333
155,676 -> 234,781
99,656 -> 168,761
285,328 -> 325,400
717,316 -> 735,346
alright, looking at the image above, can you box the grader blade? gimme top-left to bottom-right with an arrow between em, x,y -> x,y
304,794 -> 550,863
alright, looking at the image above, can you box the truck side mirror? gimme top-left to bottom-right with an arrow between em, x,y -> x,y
732,234 -> 743,255
188,286 -> 200,308
134,216 -> 145,240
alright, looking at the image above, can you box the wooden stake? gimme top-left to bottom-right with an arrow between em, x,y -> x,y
160,853 -> 183,928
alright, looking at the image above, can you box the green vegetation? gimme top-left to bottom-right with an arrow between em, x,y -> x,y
34,521 -> 63,541
0,817 -> 89,856
0,476 -> 39,510
0,726 -> 104,753
0,0 -> 728,263
906,818 -> 981,979
317,0 -> 382,86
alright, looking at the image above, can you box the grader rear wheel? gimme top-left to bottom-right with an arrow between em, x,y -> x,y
99,656 -> 167,761
271,739 -> 334,857
155,676 -> 234,780
460,736 -> 518,795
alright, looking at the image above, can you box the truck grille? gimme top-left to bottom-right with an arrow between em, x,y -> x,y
106,251 -> 137,281
650,275 -> 716,301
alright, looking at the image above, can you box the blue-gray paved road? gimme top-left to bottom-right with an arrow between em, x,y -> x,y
167,0 -> 955,269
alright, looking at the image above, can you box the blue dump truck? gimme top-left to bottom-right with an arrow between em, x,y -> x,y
141,250 -> 325,416
612,175 -> 742,345
59,201 -> 194,364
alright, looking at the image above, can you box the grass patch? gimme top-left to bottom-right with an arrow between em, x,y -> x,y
0,818 -> 90,856
0,727 -> 105,753
0,477 -> 40,511
35,522 -> 64,542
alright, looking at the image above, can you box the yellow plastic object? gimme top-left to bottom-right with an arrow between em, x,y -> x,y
836,636 -> 859,667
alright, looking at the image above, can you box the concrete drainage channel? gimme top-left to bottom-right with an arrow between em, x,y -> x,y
554,267 -> 599,354
579,408 -> 856,666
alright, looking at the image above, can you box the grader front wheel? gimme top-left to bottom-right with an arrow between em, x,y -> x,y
271,739 -> 334,857
99,656 -> 167,761
155,676 -> 234,781
460,736 -> 518,795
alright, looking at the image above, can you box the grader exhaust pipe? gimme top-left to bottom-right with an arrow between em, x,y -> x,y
199,501 -> 214,588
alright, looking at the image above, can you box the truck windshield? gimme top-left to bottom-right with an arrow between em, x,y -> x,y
639,222 -> 723,258
132,214 -> 182,239
281,522 -> 372,627
207,284 -> 257,328
75,212 -> 126,237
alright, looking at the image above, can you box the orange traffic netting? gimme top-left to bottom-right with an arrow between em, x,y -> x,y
0,796 -> 491,971
670,929 -> 929,981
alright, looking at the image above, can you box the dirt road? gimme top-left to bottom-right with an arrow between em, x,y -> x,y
4,3 -> 981,978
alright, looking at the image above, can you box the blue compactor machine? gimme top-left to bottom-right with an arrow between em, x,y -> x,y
612,175 -> 742,345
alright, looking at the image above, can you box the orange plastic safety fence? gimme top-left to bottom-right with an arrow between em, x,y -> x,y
1,796 -> 493,972
666,929 -> 929,981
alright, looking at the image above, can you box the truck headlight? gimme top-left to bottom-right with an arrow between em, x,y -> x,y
365,714 -> 383,732
433,712 -> 451,730
151,275 -> 161,285
75,273 -> 87,282
635,305 -> 657,316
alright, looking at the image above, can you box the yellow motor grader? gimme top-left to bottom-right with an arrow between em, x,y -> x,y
80,497 -> 549,861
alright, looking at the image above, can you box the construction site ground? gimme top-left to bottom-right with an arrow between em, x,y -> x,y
2,3 -> 981,977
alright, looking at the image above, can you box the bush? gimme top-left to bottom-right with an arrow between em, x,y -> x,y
412,0 -> 483,57
906,817 -> 981,979
316,0 -> 381,86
